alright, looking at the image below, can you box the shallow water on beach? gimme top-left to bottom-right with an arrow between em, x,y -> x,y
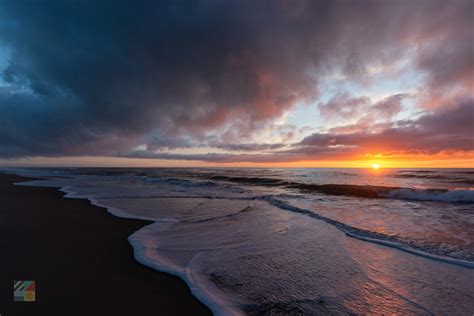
7,167 -> 474,315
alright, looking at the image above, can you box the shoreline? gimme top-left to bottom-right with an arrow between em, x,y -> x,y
3,169 -> 473,314
0,173 -> 211,315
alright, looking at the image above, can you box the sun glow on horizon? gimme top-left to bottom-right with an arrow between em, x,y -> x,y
1,156 -> 473,169
371,163 -> 381,170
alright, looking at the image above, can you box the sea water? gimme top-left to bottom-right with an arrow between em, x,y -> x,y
6,167 -> 474,315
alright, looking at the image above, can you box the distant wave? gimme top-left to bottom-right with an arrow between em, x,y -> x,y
395,174 -> 449,180
449,171 -> 474,175
398,170 -> 439,173
394,172 -> 474,185
450,179 -> 474,185
210,175 -> 288,186
205,175 -> 474,202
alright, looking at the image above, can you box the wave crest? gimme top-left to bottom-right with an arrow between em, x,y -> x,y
384,188 -> 474,202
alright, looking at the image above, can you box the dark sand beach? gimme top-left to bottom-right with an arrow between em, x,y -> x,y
0,173 -> 211,315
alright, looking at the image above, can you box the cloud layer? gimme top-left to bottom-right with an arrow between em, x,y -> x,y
0,0 -> 472,162
121,98 -> 473,162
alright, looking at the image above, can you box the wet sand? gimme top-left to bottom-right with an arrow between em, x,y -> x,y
0,173 -> 211,315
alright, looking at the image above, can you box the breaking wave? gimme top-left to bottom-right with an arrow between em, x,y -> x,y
384,188 -> 474,202
265,196 -> 474,267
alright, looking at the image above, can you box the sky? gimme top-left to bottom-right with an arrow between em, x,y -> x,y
0,0 -> 473,168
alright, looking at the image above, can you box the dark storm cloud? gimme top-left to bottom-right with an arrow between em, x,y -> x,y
0,0 -> 472,158
0,0 -> 319,157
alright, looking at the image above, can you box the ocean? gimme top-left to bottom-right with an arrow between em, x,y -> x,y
6,167 -> 474,315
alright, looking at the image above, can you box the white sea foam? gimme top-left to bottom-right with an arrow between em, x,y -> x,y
129,222 -> 244,316
385,188 -> 474,202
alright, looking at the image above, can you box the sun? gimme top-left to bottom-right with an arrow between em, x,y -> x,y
371,163 -> 381,170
